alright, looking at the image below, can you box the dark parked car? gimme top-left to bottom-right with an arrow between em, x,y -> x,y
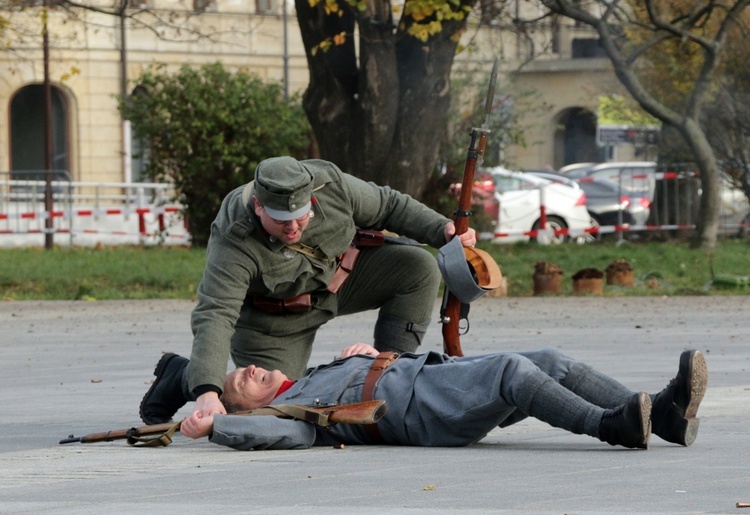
576,178 -> 651,226
528,170 -> 651,226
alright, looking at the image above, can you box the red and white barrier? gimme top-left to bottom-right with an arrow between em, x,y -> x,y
0,205 -> 181,222
493,220 -> 749,241
0,204 -> 190,246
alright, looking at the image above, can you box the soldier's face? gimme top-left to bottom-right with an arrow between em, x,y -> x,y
223,365 -> 289,410
254,199 -> 312,245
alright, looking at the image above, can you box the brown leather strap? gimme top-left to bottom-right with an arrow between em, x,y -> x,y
327,246 -> 360,294
353,229 -> 385,247
253,293 -> 312,314
361,352 -> 399,443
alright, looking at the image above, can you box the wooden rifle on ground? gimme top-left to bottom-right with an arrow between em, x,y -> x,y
441,59 -> 499,357
59,400 -> 387,447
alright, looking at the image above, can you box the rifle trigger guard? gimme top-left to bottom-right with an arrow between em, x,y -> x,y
459,302 -> 471,335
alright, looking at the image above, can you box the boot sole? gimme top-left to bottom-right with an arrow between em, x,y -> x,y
139,353 -> 179,425
637,391 -> 652,450
683,350 -> 708,419
680,350 -> 708,446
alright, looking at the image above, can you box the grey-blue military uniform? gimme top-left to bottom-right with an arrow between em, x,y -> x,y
187,157 -> 452,396
209,348 -> 642,450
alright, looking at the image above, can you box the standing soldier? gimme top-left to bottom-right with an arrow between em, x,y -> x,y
140,156 -> 477,425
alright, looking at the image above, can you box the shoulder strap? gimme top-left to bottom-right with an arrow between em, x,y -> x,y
241,181 -> 255,211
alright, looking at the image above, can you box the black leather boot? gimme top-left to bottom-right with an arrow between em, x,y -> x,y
599,391 -> 651,449
651,350 -> 708,446
139,353 -> 190,425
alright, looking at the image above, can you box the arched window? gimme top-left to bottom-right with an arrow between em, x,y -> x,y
9,84 -> 69,175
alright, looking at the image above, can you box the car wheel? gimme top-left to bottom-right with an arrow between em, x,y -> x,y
532,215 -> 568,245
580,216 -> 600,244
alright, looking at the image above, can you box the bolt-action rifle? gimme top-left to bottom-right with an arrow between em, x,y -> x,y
59,400 -> 387,447
441,59 -> 499,357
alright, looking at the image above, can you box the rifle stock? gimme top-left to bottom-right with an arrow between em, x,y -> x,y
441,59 -> 498,357
59,400 -> 387,446
233,399 -> 387,426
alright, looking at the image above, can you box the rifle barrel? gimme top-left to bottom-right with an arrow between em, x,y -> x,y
442,57 -> 500,357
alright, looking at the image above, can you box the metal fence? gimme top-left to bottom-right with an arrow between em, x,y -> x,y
0,173 -> 189,247
649,165 -> 749,237
488,165 -> 749,243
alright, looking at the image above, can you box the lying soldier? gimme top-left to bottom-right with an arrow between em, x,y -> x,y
147,345 -> 707,451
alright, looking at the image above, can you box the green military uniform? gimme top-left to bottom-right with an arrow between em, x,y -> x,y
187,157 -> 451,396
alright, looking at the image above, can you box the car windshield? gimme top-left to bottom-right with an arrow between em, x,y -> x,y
493,174 -> 544,192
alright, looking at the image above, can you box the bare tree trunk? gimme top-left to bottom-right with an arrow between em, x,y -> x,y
295,0 -> 470,199
679,118 -> 720,249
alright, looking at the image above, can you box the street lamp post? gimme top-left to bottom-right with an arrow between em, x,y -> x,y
42,0 -> 54,249
282,0 -> 289,100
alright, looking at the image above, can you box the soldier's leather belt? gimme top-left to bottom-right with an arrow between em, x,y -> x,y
254,229 -> 385,314
252,293 -> 312,314
361,351 -> 399,443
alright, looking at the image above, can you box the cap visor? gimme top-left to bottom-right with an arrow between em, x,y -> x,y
263,201 -> 312,221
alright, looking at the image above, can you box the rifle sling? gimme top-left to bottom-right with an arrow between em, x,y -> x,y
361,352 -> 399,443
127,421 -> 181,448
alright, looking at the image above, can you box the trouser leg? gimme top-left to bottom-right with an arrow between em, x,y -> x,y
521,367 -> 651,449
561,362 -> 635,408
338,245 -> 441,353
498,353 -> 605,438
399,352 -> 610,446
180,367 -> 196,402
525,377 -> 605,438
516,347 -> 635,409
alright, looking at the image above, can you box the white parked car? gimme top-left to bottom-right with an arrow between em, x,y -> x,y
485,167 -> 593,244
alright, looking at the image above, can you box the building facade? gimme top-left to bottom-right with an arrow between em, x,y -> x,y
1,0 -> 647,185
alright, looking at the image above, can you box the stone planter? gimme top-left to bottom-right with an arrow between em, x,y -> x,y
572,268 -> 604,295
533,260 -> 563,296
573,277 -> 603,295
605,259 -> 635,287
533,272 -> 562,295
606,269 -> 635,286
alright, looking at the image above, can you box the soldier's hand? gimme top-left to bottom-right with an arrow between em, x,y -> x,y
444,222 -> 477,247
339,343 -> 379,358
181,411 -> 214,439
194,391 -> 227,418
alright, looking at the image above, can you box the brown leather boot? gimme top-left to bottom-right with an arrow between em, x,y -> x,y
651,350 -> 708,446
599,391 -> 651,449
